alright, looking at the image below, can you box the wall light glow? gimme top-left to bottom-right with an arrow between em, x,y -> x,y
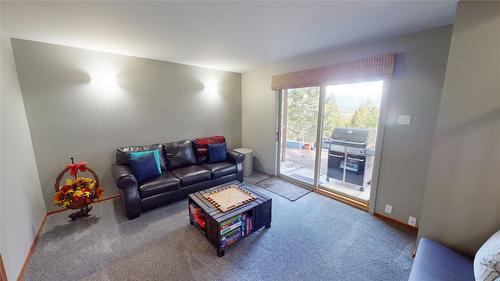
204,80 -> 219,96
90,68 -> 117,89
86,64 -> 124,103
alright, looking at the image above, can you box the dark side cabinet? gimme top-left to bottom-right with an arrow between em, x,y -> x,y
188,184 -> 272,257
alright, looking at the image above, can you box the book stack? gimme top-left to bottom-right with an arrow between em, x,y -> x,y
242,213 -> 253,236
220,213 -> 253,249
189,203 -> 206,229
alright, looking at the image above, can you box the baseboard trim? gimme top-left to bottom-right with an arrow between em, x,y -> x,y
374,212 -> 418,233
314,188 -> 369,212
16,194 -> 122,281
16,213 -> 47,281
46,194 -> 121,215
0,255 -> 7,281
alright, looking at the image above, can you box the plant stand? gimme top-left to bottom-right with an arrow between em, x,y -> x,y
68,205 -> 92,221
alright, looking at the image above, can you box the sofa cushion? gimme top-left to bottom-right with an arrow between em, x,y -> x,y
202,162 -> 236,179
172,165 -> 211,186
129,153 -> 161,183
408,238 -> 474,281
139,171 -> 180,198
164,140 -> 197,170
116,143 -> 167,171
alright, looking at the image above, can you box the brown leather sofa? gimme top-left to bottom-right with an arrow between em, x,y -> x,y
111,139 -> 244,219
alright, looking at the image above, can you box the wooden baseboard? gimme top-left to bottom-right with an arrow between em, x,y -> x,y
46,194 -> 121,215
0,255 -> 7,281
314,188 -> 369,212
16,214 -> 47,281
374,212 -> 418,232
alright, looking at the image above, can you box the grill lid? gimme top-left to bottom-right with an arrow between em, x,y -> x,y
330,128 -> 374,148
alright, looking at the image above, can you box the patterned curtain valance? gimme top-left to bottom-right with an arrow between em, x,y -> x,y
271,53 -> 395,90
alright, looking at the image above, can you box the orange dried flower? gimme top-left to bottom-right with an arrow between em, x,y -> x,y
53,191 -> 64,203
96,187 -> 104,199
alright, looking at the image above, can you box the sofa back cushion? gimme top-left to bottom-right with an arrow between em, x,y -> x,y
163,140 -> 197,170
193,136 -> 226,163
116,144 -> 166,171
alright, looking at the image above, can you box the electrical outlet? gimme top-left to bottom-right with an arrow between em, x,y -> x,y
384,204 -> 393,214
408,216 -> 417,227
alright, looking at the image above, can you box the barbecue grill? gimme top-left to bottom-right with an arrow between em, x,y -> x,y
326,128 -> 375,190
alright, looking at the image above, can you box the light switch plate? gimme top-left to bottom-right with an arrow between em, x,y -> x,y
408,216 -> 417,227
385,204 -> 393,214
398,115 -> 411,125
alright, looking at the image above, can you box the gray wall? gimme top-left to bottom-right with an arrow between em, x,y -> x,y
242,26 -> 452,225
12,39 -> 242,212
0,35 -> 46,280
418,1 -> 500,255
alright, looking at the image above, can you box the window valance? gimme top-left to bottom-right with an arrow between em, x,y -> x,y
271,53 -> 395,90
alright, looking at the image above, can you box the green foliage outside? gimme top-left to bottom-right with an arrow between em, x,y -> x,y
286,87 -> 319,144
348,102 -> 379,129
286,87 -> 379,143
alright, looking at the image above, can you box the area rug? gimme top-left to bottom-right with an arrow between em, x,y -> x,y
256,177 -> 311,201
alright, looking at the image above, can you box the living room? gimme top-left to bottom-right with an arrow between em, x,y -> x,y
1,1 -> 499,281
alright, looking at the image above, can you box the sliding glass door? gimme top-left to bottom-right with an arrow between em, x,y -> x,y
318,81 -> 384,203
277,81 -> 385,204
278,87 -> 320,185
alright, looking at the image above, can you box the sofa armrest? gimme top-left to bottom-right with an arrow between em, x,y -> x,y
112,163 -> 138,190
408,238 -> 474,281
226,149 -> 244,182
227,149 -> 244,164
112,163 -> 141,219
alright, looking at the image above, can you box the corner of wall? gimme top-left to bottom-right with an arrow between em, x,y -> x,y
1,34 -> 47,281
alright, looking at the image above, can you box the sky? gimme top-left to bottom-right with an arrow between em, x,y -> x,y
326,80 -> 384,109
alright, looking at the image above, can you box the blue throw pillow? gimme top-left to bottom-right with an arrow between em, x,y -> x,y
130,150 -> 161,174
207,143 -> 227,163
129,153 -> 161,183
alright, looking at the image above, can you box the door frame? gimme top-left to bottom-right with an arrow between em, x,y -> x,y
275,80 -> 391,214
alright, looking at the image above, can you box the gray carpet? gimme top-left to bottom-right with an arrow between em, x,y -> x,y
242,171 -> 273,185
23,182 -> 415,281
257,177 -> 311,201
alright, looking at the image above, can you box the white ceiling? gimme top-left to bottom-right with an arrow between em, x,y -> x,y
1,1 -> 457,73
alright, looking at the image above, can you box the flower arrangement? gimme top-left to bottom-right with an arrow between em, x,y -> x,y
54,158 -> 104,220
53,177 -> 104,208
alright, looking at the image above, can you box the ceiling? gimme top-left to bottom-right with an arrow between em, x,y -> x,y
1,1 -> 457,73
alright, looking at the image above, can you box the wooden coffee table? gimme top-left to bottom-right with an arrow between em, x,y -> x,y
188,184 -> 272,256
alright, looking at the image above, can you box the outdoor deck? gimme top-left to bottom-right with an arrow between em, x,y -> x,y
280,147 -> 372,202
